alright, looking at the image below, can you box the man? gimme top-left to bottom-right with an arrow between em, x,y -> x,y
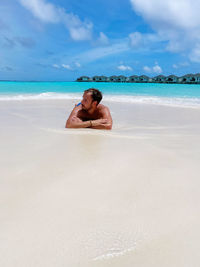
65,88 -> 112,130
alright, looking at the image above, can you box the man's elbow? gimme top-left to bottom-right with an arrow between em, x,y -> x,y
105,123 -> 112,130
65,121 -> 72,128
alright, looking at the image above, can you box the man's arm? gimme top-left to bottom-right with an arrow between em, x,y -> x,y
91,106 -> 112,130
65,105 -> 112,130
65,106 -> 91,128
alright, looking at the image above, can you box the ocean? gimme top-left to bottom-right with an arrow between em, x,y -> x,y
1,81 -> 200,108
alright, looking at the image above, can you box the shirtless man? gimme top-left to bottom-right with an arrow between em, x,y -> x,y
65,88 -> 112,130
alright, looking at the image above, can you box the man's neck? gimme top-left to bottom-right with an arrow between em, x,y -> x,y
87,105 -> 98,115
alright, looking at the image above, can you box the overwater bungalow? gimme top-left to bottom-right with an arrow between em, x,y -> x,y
183,73 -> 200,83
93,76 -> 101,82
179,74 -> 194,83
139,75 -> 149,83
116,75 -> 127,82
76,73 -> 200,84
76,76 -> 91,82
101,75 -> 109,82
153,75 -> 166,83
129,75 -> 139,82
166,75 -> 179,83
93,75 -> 108,82
109,75 -> 118,82
194,73 -> 200,83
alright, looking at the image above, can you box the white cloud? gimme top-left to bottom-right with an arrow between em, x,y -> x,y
179,62 -> 190,67
97,32 -> 109,45
130,0 -> 200,62
52,64 -> 60,68
189,45 -> 200,62
172,64 -> 178,69
153,65 -> 162,73
143,64 -> 162,74
143,66 -> 151,73
61,12 -> 93,41
129,32 -> 142,48
117,65 -> 132,71
173,62 -> 190,69
129,31 -> 164,50
62,64 -> 72,70
19,0 -> 93,41
130,0 -> 200,30
19,0 -> 59,23
52,62 -> 81,70
75,62 -> 81,68
92,32 -> 109,47
75,42 -> 129,64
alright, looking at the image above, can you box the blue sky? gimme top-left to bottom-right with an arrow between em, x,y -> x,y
1,0 -> 200,81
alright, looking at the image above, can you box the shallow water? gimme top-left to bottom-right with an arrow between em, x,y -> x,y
1,81 -> 200,108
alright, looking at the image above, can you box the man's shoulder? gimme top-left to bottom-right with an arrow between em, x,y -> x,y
97,104 -> 110,111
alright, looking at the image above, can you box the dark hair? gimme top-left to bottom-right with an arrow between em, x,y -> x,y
84,88 -> 102,104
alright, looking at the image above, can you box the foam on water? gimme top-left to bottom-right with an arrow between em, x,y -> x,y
0,92 -> 81,101
105,94 -> 200,108
1,92 -> 200,108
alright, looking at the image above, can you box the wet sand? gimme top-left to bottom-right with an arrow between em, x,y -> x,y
0,99 -> 200,267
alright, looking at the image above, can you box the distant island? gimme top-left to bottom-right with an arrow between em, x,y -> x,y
76,74 -> 200,84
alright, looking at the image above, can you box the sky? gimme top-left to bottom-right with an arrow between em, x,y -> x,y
1,0 -> 200,81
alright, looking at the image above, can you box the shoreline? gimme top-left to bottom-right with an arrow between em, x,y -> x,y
1,95 -> 200,109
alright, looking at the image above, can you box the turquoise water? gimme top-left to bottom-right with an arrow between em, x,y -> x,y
0,81 -> 200,97
1,81 -> 200,107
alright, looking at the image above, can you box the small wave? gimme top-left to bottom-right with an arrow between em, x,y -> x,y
1,92 -> 200,108
104,95 -> 200,108
0,92 -> 82,101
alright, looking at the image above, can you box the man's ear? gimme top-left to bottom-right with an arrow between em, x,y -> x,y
92,100 -> 98,107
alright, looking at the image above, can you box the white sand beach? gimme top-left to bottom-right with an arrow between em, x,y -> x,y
1,99 -> 200,267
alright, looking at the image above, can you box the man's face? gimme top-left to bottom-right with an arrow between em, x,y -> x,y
81,92 -> 93,111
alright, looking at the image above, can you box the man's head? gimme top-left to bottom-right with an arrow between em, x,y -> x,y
81,88 -> 102,111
